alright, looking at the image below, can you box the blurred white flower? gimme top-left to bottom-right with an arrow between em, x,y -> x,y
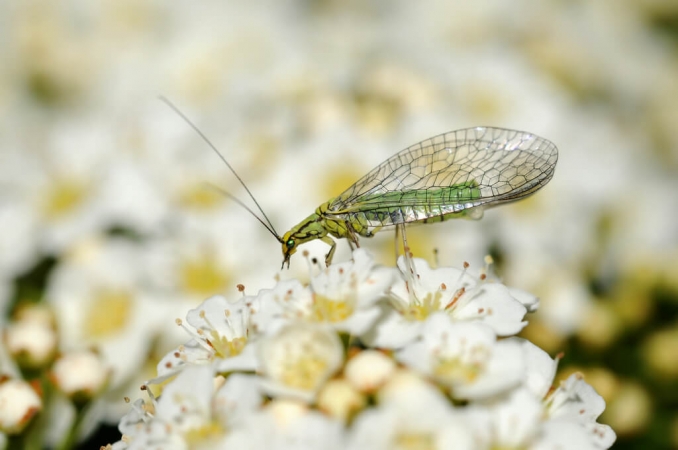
115,366 -> 262,450
1,118 -> 165,255
258,323 -> 344,403
45,237 -> 168,389
348,370 -> 474,450
222,399 -> 346,450
397,314 -> 525,400
465,388 -> 543,449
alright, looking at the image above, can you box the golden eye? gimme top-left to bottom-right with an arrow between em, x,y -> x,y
286,239 -> 295,248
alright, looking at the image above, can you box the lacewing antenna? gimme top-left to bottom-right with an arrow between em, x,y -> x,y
160,96 -> 283,243
204,183 -> 282,242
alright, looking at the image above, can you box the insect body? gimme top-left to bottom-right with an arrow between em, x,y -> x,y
161,100 -> 558,270
281,126 -> 558,268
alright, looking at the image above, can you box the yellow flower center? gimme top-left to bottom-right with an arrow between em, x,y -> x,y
84,290 -> 132,339
43,180 -> 87,218
280,356 -> 329,391
178,184 -> 224,209
184,421 -> 227,445
393,432 -> 436,450
209,332 -> 247,359
433,357 -> 482,384
401,291 -> 443,322
311,294 -> 354,323
181,256 -> 230,296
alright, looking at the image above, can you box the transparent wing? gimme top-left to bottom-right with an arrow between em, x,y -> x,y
327,126 -> 558,227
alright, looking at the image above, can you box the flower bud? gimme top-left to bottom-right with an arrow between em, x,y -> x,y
344,350 -> 395,393
4,315 -> 58,370
0,377 -> 42,434
50,350 -> 108,405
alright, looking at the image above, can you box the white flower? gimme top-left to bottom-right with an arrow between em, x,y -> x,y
465,388 -> 543,449
249,249 -> 393,337
544,373 -> 616,448
0,378 -> 42,434
307,249 -> 395,335
143,224 -> 247,306
465,386 -> 615,450
222,399 -> 346,450
247,279 -> 313,335
153,294 -> 256,382
347,370 -> 475,450
396,314 -> 525,400
365,256 -> 529,348
257,323 -> 344,402
2,118 -> 164,255
45,237 -> 167,389
115,366 -> 262,450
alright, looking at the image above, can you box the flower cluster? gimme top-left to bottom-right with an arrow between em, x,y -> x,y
109,250 -> 615,449
2,3 -> 674,447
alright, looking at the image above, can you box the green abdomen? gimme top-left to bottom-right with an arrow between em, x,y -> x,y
335,181 -> 482,229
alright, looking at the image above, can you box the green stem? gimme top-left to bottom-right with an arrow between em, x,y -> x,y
55,401 -> 91,450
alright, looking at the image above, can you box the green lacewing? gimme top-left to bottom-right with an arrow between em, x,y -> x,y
162,100 -> 558,269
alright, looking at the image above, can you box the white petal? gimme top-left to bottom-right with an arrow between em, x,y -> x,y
508,286 -> 540,312
155,365 -> 214,426
454,283 -> 528,336
349,376 -> 474,450
549,374 -> 607,422
359,306 -> 422,349
453,339 -> 525,400
518,338 -> 558,398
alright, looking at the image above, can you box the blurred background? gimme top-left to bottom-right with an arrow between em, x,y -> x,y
0,0 -> 676,448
